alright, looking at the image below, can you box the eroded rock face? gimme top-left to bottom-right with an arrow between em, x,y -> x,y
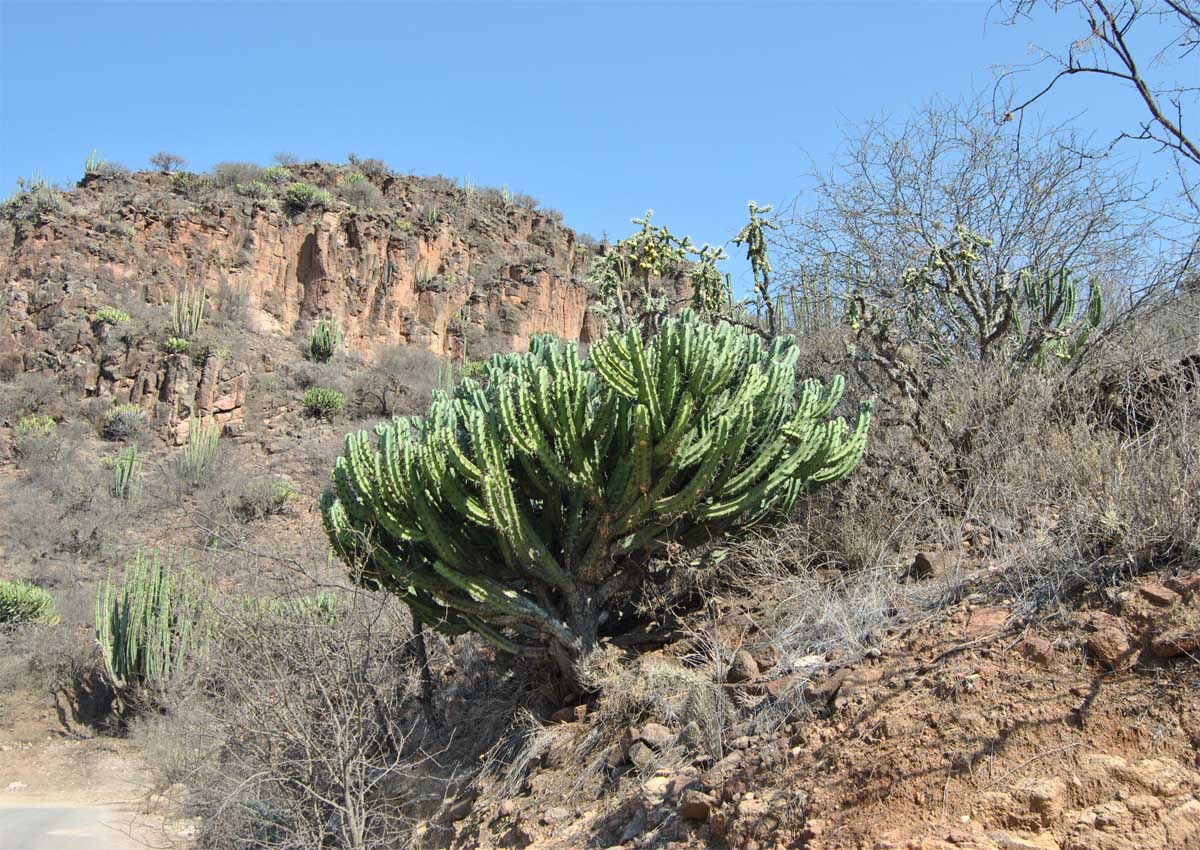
0,167 -> 606,361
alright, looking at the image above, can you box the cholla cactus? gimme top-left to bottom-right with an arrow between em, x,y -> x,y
899,227 -> 1103,367
95,551 -> 208,711
689,244 -> 733,322
734,201 -> 781,336
322,312 -> 870,681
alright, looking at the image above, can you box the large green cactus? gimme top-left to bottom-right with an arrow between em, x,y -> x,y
322,312 -> 870,680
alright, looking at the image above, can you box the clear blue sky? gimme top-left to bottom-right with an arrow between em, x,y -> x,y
0,0 -> 1164,289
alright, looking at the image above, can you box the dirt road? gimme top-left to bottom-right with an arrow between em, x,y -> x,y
0,803 -> 144,850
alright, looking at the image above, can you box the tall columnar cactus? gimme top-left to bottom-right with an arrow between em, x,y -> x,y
172,284 -> 206,339
322,312 -> 870,680
177,417 -> 221,487
95,551 -> 208,710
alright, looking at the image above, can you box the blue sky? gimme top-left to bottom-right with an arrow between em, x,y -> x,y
0,1 -> 1166,289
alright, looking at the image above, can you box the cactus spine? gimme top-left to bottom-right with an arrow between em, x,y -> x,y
322,312 -> 870,680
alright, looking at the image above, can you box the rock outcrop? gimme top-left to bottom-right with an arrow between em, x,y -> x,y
0,165 -> 605,363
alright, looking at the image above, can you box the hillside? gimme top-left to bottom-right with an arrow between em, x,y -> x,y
1,159 -> 1198,850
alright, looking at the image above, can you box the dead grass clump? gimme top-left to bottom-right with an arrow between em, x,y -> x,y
592,655 -> 733,762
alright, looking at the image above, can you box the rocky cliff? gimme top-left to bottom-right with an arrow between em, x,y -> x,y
0,164 -> 607,365
0,163 -> 655,439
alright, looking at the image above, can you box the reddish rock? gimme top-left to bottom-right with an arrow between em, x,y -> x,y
1151,628 -> 1200,658
726,649 -> 760,683
627,741 -> 655,768
549,704 -> 587,723
680,790 -> 716,821
700,751 -> 744,792
908,550 -> 957,580
748,644 -> 781,672
1166,573 -> 1200,598
635,722 -> 675,750
965,607 -> 1010,639
1087,627 -> 1133,668
1017,635 -> 1054,666
1140,583 -> 1181,608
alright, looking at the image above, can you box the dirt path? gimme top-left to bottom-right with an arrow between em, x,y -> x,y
0,802 -> 145,850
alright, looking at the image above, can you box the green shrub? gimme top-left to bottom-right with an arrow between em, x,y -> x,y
108,444 -> 143,500
1,174 -> 63,225
262,165 -> 293,184
95,551 -> 209,711
176,417 -> 221,487
170,171 -> 214,201
308,317 -> 343,362
13,413 -> 60,463
234,180 -> 273,202
322,311 -> 871,681
233,477 -> 297,521
336,172 -> 383,209
95,307 -> 131,326
283,182 -> 332,212
302,387 -> 345,420
101,403 -> 148,441
162,336 -> 190,354
0,580 -> 59,629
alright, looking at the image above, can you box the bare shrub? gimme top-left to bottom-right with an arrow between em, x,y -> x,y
212,161 -> 266,188
169,594 -> 446,850
350,345 -> 443,419
150,152 -> 187,173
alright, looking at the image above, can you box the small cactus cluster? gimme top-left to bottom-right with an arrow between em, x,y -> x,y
0,579 -> 59,629
309,317 -> 343,362
102,403 -> 148,441
323,312 -> 870,678
177,416 -> 221,487
109,445 -> 143,500
95,307 -> 131,326
1013,267 -> 1103,366
171,284 -> 206,339
95,551 -> 209,710
302,387 -> 346,419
